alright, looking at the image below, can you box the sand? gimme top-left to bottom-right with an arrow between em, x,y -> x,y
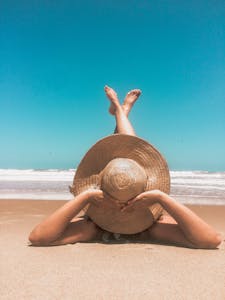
1,200 -> 225,300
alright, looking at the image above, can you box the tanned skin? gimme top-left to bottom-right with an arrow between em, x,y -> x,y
29,86 -> 222,249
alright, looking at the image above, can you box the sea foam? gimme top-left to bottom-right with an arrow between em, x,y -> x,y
0,169 -> 224,204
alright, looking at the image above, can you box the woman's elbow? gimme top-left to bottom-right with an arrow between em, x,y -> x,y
28,230 -> 50,246
28,232 -> 42,246
208,233 -> 223,249
193,233 -> 222,249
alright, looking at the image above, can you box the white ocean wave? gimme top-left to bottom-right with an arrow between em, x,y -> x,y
0,169 -> 225,204
0,193 -> 73,200
171,179 -> 225,186
171,184 -> 225,191
170,171 -> 225,178
0,169 -> 224,181
0,169 -> 75,181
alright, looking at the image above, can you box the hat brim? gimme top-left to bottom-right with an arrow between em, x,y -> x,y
70,134 -> 170,234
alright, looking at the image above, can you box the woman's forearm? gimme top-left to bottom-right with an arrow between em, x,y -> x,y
29,192 -> 90,243
158,192 -> 222,248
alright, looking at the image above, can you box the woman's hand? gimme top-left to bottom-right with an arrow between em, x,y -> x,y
84,189 -> 104,206
121,189 -> 163,212
85,189 -> 119,208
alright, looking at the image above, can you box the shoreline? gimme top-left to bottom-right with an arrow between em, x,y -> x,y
1,169 -> 225,205
1,197 -> 225,205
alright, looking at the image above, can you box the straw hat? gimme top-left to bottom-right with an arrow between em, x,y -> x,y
70,134 -> 170,234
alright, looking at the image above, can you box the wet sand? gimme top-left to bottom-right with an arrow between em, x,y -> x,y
1,200 -> 225,300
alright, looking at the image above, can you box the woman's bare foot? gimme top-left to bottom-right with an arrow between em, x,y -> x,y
122,89 -> 141,116
104,85 -> 121,114
108,89 -> 141,116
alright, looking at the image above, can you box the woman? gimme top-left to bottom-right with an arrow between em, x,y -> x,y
29,86 -> 222,248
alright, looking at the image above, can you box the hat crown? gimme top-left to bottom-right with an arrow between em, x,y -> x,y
101,158 -> 147,202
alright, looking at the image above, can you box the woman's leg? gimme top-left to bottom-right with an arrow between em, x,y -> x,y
107,87 -> 141,133
104,86 -> 139,136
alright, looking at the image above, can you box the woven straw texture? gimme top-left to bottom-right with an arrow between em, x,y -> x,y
70,134 -> 170,234
101,158 -> 148,202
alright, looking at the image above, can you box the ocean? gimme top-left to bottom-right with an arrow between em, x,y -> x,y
0,169 -> 225,205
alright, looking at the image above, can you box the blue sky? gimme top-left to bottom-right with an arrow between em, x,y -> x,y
0,1 -> 224,171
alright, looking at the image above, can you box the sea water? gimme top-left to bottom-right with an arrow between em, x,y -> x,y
0,169 -> 224,205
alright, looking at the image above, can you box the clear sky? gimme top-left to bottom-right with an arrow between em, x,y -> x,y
1,1 -> 224,171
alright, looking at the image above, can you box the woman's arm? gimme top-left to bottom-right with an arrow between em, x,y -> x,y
28,190 -> 103,245
124,190 -> 222,249
156,192 -> 222,248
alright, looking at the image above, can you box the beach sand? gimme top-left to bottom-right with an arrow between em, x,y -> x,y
1,200 -> 225,300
